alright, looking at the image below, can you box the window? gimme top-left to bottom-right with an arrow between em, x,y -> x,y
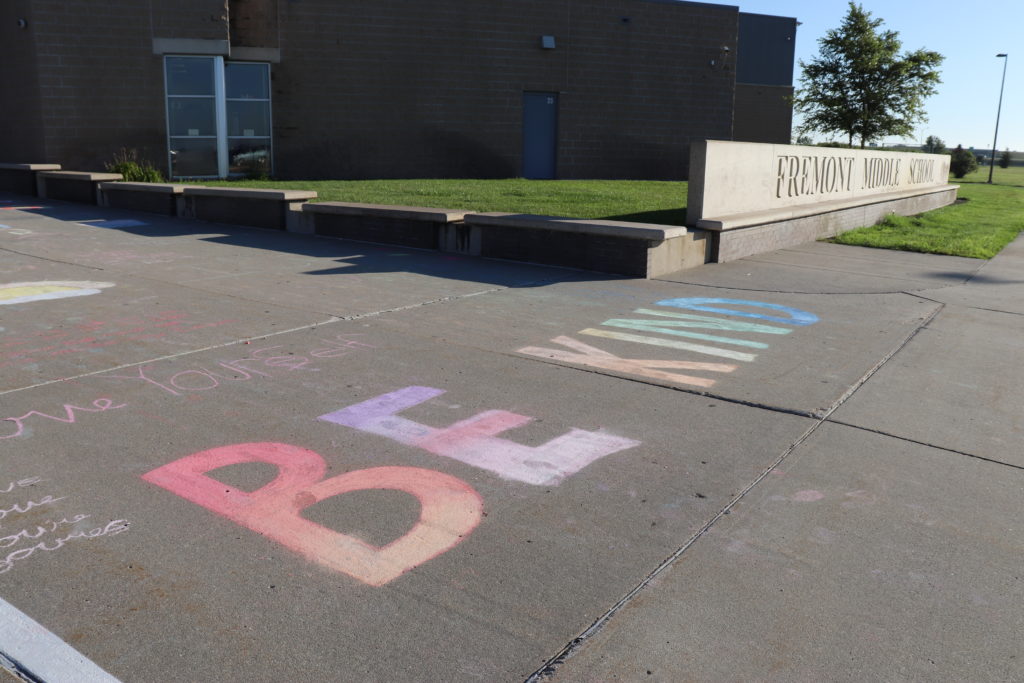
164,56 -> 272,178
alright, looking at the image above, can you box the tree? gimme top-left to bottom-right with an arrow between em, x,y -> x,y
950,145 -> 978,179
794,3 -> 944,148
922,135 -> 946,155
999,149 -> 1011,169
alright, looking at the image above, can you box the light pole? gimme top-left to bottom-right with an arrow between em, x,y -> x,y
988,53 -> 1008,184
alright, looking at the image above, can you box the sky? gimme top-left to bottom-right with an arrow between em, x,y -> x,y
733,0 -> 1023,152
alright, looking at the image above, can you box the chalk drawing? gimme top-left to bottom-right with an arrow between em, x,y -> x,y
0,310 -> 240,370
142,442 -> 482,586
656,298 -> 820,326
518,297 -> 819,388
515,336 -> 735,388
0,519 -> 130,575
0,398 -> 127,440
0,597 -> 122,682
318,386 -> 641,486
0,281 -> 114,306
0,477 -> 43,494
100,336 -> 374,397
0,205 -> 44,211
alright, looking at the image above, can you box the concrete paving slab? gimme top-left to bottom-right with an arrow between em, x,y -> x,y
0,195 -> 583,318
548,422 -> 1024,682
0,252 -> 327,393
914,233 -> 1024,315
0,324 -> 814,681
832,305 -> 1024,467
354,277 -> 941,417
657,241 -> 983,294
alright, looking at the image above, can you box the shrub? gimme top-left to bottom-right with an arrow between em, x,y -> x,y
105,148 -> 165,183
923,135 -> 946,154
949,145 -> 978,178
999,149 -> 1011,169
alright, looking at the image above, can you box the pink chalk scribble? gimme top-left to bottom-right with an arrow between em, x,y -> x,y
790,490 -> 826,503
142,442 -> 483,586
319,386 -> 641,486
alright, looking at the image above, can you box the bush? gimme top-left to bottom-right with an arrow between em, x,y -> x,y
999,149 -> 1011,169
923,135 -> 946,154
105,148 -> 165,183
949,145 -> 978,178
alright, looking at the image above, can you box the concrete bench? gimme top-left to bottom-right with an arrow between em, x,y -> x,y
463,213 -> 709,278
182,187 -> 316,231
696,184 -> 959,262
302,202 -> 466,249
98,182 -> 189,216
37,171 -> 122,204
0,163 -> 62,196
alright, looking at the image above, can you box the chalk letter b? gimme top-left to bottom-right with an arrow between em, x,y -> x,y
141,442 -> 483,586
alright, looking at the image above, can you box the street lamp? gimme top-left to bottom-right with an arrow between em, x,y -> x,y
988,53 -> 1008,184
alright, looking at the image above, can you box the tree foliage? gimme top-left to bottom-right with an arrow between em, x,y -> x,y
794,2 -> 943,148
950,145 -> 978,179
922,135 -> 946,155
999,149 -> 1011,169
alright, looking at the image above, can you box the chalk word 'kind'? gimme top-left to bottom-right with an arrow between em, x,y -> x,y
318,386 -> 640,487
518,297 -> 819,389
143,442 -> 482,587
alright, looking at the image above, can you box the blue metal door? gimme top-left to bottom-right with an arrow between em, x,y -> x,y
522,92 -> 558,179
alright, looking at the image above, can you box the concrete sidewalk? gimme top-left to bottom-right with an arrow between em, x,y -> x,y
0,193 -> 1020,682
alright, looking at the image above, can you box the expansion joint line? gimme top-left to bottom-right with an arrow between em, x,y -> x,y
526,302 -> 946,681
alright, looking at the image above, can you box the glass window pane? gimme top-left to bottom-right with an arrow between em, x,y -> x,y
227,100 -> 270,137
226,63 -> 269,99
169,138 -> 218,177
165,57 -> 215,96
228,139 -> 271,176
168,98 -> 217,137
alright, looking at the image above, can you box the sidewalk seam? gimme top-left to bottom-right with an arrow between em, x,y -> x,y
526,298 -> 946,681
826,419 -> 1024,471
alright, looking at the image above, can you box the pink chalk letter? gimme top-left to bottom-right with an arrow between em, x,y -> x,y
319,386 -> 640,486
142,442 -> 483,586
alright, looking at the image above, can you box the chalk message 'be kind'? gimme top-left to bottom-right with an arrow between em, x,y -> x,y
144,298 -> 817,587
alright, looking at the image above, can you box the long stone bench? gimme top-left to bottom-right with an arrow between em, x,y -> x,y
37,171 -> 123,204
697,184 -> 959,262
0,163 -> 61,196
182,187 -> 316,231
302,202 -> 466,249
462,213 -> 709,277
98,182 -> 189,216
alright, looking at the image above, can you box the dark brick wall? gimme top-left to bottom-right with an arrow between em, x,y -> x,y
0,1 -> 46,162
479,226 -> 649,276
230,0 -> 279,48
5,0 -> 792,181
733,83 -> 793,144
15,0 -> 228,172
273,0 -> 738,180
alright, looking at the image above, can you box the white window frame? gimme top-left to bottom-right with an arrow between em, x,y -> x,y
164,56 -> 272,179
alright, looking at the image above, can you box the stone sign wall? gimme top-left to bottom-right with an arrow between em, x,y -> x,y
687,141 -> 952,225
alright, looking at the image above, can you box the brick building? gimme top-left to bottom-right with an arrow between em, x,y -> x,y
0,0 -> 796,180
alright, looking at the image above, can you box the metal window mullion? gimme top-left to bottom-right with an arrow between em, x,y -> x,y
214,56 -> 229,178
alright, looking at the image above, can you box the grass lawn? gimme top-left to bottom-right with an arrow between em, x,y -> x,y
196,178 -> 689,225
831,165 -> 1024,259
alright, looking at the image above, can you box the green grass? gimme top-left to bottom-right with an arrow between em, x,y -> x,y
831,167 -> 1024,259
195,178 -> 689,225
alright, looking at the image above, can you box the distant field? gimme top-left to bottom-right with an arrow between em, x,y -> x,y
951,164 -> 1024,187
196,178 -> 689,226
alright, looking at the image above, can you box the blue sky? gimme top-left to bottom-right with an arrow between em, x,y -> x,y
734,0 -> 1022,152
